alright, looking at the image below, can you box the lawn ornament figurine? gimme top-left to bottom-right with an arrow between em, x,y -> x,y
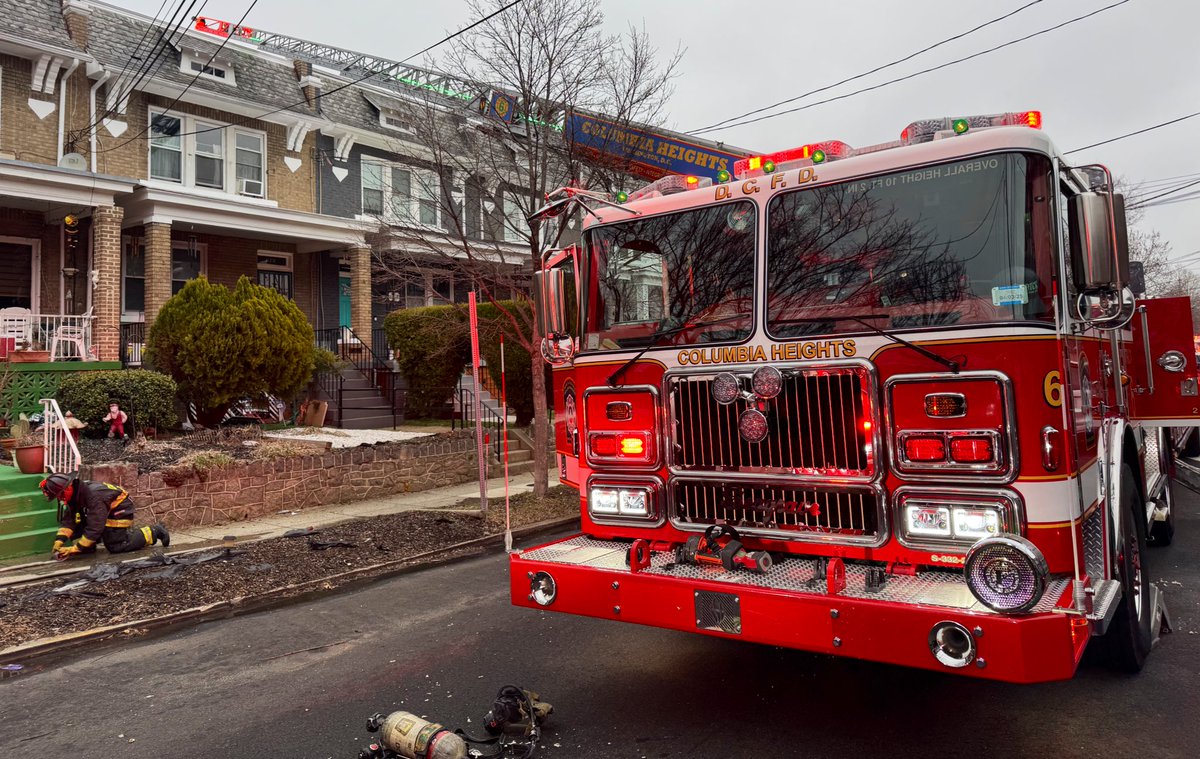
102,402 -> 127,439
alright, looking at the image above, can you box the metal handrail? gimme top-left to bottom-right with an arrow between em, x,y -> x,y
40,398 -> 82,474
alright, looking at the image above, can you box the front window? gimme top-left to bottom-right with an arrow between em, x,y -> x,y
583,200 -> 756,351
194,123 -> 224,189
235,132 -> 265,196
361,161 -> 440,227
149,114 -> 182,181
766,153 -> 1055,336
257,252 -> 293,299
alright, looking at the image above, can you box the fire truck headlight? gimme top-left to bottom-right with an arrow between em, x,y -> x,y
964,535 -> 1049,614
619,490 -> 648,517
530,571 -> 557,606
712,372 -> 741,405
590,488 -> 620,514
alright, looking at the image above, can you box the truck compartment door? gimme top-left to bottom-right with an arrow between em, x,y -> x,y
1129,296 -> 1200,426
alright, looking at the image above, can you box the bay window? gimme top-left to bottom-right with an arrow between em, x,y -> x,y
147,109 -> 266,197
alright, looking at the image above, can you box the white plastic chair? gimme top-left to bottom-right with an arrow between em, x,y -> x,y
0,307 -> 33,353
50,308 -> 91,361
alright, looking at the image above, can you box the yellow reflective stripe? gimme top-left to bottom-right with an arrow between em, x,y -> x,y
105,518 -> 134,528
141,526 -> 153,544
77,536 -> 95,548
108,491 -> 128,511
56,528 -> 73,539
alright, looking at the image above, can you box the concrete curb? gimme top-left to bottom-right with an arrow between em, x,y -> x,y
1174,458 -> 1200,493
0,516 -> 578,669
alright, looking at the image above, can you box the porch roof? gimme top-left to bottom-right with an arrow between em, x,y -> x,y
0,159 -> 135,208
121,183 -> 370,252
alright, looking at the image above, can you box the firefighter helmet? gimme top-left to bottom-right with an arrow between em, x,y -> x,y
40,472 -> 75,500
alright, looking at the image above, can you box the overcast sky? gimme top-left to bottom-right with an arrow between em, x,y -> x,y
121,0 -> 1199,267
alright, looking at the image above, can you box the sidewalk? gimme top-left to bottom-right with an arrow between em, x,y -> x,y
0,469 -> 562,587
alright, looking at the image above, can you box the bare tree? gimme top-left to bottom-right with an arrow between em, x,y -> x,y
1120,178 -> 1200,325
370,0 -> 681,496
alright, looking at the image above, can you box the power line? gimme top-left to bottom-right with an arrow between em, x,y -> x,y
689,0 -> 1133,136
96,0 -> 524,152
1130,178 -> 1200,207
117,0 -> 259,150
73,0 -> 202,146
1064,110 -> 1200,154
1138,190 -> 1200,210
688,0 -> 1045,134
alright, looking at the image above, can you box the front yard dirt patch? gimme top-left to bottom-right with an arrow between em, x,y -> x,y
0,487 -> 578,651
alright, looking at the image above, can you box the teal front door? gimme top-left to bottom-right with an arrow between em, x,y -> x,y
338,276 -> 351,329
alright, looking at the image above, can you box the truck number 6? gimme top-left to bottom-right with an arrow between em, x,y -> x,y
1044,371 -> 1063,408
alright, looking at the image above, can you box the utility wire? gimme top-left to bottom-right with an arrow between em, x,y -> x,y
690,0 -> 1133,136
1137,189 -> 1200,210
1129,178 -> 1200,207
96,0 -> 524,151
689,0 -> 1045,134
1064,110 -> 1200,154
120,0 -> 259,148
73,0 -> 201,145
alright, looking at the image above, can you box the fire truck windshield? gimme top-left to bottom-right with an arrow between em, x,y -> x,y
766,152 -> 1055,337
583,200 -> 756,351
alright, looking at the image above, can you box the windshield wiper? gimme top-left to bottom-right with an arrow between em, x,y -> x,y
607,313 -> 750,387
775,313 -> 960,373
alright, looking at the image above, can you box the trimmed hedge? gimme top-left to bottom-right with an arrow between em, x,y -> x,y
385,306 -> 468,417
58,369 -> 179,434
476,301 -> 535,426
145,276 -> 315,425
386,301 -> 539,425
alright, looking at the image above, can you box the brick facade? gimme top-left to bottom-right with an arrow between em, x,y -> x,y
83,433 -> 479,529
0,54 -> 62,165
143,221 -> 172,323
350,245 -> 372,338
92,205 -> 124,361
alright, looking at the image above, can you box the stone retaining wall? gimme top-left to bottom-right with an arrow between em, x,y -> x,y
81,432 -> 478,529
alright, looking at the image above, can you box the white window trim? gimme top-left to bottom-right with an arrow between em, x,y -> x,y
360,158 -> 441,229
378,110 -> 416,135
256,251 -> 293,272
0,235 -> 40,314
147,107 -> 267,198
180,51 -> 236,86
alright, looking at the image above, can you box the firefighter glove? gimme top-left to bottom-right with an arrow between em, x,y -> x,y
54,544 -> 82,560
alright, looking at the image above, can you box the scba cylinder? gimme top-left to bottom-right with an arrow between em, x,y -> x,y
374,711 -> 468,759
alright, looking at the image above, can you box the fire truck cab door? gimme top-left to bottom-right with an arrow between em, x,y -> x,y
1128,296 -> 1200,426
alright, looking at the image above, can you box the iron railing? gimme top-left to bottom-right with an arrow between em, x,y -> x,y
40,398 -> 82,474
120,322 -> 145,367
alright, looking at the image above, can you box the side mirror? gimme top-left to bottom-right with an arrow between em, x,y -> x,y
1068,192 -> 1119,291
536,268 -> 575,366
1129,261 -> 1146,297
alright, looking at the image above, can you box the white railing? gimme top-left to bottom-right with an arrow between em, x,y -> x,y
0,312 -> 94,360
41,398 -> 83,474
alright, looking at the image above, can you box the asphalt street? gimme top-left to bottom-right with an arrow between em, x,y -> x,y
3,488 -> 1199,759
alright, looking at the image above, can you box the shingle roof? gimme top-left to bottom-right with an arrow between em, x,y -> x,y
0,0 -> 83,53
86,3 -> 314,119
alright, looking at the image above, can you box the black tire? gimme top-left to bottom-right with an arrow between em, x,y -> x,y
1101,464 -> 1154,673
1149,477 -> 1176,547
1182,429 -> 1200,458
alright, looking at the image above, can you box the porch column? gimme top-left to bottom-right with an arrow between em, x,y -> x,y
143,221 -> 173,325
349,244 -> 372,339
91,205 -> 124,362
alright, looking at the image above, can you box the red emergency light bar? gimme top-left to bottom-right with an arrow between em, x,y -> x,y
733,141 -> 853,179
625,173 -> 713,202
194,16 -> 266,44
900,110 -> 1041,145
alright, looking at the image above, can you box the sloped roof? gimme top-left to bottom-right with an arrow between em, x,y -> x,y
0,0 -> 83,53
86,3 -> 314,119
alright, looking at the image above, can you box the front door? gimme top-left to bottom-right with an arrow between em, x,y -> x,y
338,275 -> 351,329
0,241 -> 34,309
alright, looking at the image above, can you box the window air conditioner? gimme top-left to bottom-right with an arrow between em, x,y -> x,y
238,178 -> 264,197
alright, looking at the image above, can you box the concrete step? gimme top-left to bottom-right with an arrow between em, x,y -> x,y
0,490 -> 44,516
340,415 -> 398,430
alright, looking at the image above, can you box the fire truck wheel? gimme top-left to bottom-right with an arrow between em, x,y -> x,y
1149,477 -> 1176,547
1102,464 -> 1153,673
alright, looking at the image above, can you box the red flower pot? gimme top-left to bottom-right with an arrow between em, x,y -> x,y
14,444 -> 45,474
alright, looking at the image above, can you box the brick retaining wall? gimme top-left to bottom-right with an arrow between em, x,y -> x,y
81,432 -> 478,529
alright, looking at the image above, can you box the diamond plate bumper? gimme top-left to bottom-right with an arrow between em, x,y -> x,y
511,534 -> 1089,683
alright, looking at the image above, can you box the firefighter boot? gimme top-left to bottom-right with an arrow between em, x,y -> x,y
152,523 -> 171,548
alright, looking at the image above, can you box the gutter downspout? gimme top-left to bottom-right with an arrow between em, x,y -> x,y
56,58 -> 82,163
89,70 -> 112,172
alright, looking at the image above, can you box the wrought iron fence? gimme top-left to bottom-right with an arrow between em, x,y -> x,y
120,322 -> 146,367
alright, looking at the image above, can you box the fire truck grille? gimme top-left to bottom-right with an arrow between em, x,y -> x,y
672,480 -> 881,543
669,367 -> 873,476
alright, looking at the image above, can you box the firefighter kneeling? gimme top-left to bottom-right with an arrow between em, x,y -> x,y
40,473 -> 169,560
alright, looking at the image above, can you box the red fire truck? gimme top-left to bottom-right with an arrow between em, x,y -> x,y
511,111 -> 1194,683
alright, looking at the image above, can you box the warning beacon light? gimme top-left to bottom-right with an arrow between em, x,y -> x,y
900,110 -> 1042,145
734,141 -> 853,179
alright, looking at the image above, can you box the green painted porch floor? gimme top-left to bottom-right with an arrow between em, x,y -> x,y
0,464 -> 57,561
